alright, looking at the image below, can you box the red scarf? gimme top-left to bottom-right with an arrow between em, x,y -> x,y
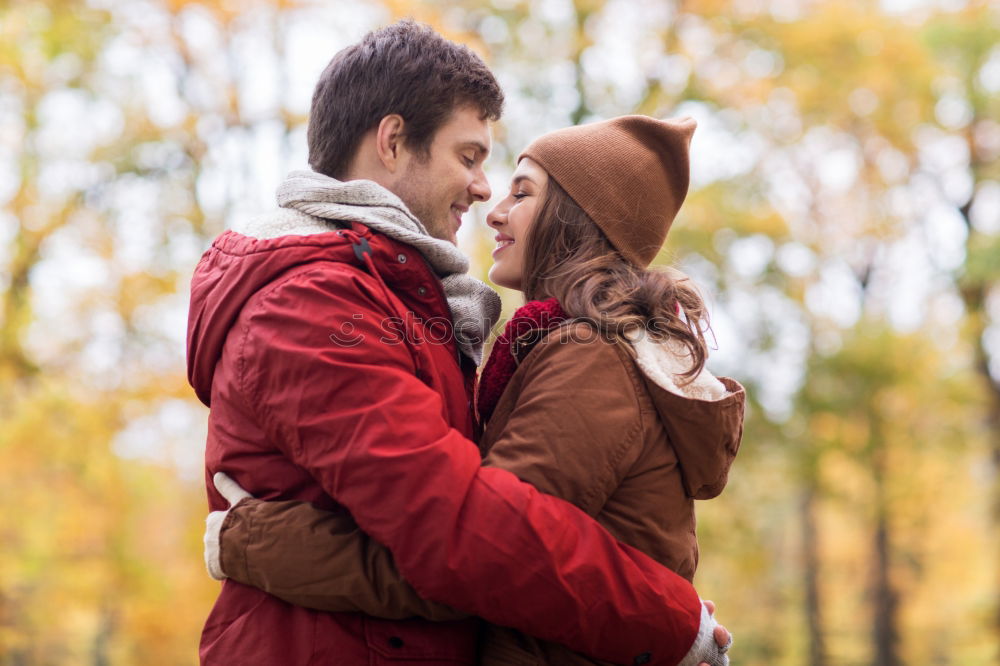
477,298 -> 569,424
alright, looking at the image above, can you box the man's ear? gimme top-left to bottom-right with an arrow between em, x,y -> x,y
375,114 -> 406,173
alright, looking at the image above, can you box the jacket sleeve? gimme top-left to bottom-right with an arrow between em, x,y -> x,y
482,326 -> 646,516
218,498 -> 466,621
232,266 -> 703,666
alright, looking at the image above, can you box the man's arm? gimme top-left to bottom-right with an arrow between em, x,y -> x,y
230,266 -> 703,665
213,327 -> 643,618
208,486 -> 729,666
210,323 -> 729,663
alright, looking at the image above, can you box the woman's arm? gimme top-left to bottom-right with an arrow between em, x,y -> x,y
217,497 -> 465,621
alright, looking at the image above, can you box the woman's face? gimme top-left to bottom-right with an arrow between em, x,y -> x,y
486,157 -> 549,291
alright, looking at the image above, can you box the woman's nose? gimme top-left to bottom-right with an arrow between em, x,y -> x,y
486,202 -> 507,229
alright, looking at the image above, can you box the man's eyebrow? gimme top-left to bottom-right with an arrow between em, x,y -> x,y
461,141 -> 490,157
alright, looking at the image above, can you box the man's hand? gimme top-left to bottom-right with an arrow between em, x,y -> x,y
697,600 -> 732,666
204,472 -> 253,580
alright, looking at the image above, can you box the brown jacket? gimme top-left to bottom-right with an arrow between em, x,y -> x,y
219,321 -> 745,664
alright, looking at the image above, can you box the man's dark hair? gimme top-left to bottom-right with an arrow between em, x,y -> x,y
308,20 -> 504,178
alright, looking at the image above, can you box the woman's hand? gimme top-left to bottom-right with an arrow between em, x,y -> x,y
204,472 -> 254,580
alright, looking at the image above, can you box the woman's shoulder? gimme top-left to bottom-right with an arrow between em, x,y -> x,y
520,321 -> 647,394
514,319 -> 611,362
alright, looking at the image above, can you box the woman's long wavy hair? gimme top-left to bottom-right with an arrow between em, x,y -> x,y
521,177 -> 710,382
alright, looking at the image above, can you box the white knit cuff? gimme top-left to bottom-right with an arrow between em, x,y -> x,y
204,509 -> 229,581
676,603 -> 729,666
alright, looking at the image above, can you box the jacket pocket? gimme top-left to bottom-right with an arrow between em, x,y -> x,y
364,617 -> 477,664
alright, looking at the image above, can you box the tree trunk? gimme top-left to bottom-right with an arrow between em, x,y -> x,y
956,177 -> 1000,663
872,447 -> 901,666
801,486 -> 827,666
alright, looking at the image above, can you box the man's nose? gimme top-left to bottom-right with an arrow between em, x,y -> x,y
469,168 -> 491,202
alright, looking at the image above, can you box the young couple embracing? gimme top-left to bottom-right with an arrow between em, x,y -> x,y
187,19 -> 745,666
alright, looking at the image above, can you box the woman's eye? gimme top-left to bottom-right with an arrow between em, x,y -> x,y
512,193 -> 528,200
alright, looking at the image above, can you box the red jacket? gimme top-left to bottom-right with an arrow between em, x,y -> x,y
186,220 -> 703,665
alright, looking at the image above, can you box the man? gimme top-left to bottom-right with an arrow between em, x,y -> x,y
187,20 -> 730,665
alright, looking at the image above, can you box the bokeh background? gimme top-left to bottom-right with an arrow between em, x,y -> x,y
2,0 -> 998,663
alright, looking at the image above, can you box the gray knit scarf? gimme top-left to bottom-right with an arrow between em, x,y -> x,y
272,170 -> 501,365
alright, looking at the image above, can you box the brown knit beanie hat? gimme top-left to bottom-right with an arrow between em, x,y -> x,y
518,115 -> 696,267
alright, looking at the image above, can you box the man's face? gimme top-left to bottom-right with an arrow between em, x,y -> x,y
391,106 -> 492,243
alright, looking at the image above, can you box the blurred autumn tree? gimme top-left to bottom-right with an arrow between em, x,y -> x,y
1,0 -> 996,664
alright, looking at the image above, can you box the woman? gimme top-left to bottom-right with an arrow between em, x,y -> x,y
207,115 -> 745,665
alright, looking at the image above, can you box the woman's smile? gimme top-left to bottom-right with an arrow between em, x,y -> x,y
493,233 -> 515,257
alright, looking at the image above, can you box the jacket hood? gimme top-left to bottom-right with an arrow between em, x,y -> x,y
627,332 -> 745,499
186,209 -> 358,406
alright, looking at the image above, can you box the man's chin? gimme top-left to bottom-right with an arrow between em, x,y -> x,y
424,220 -> 458,245
429,232 -> 458,245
